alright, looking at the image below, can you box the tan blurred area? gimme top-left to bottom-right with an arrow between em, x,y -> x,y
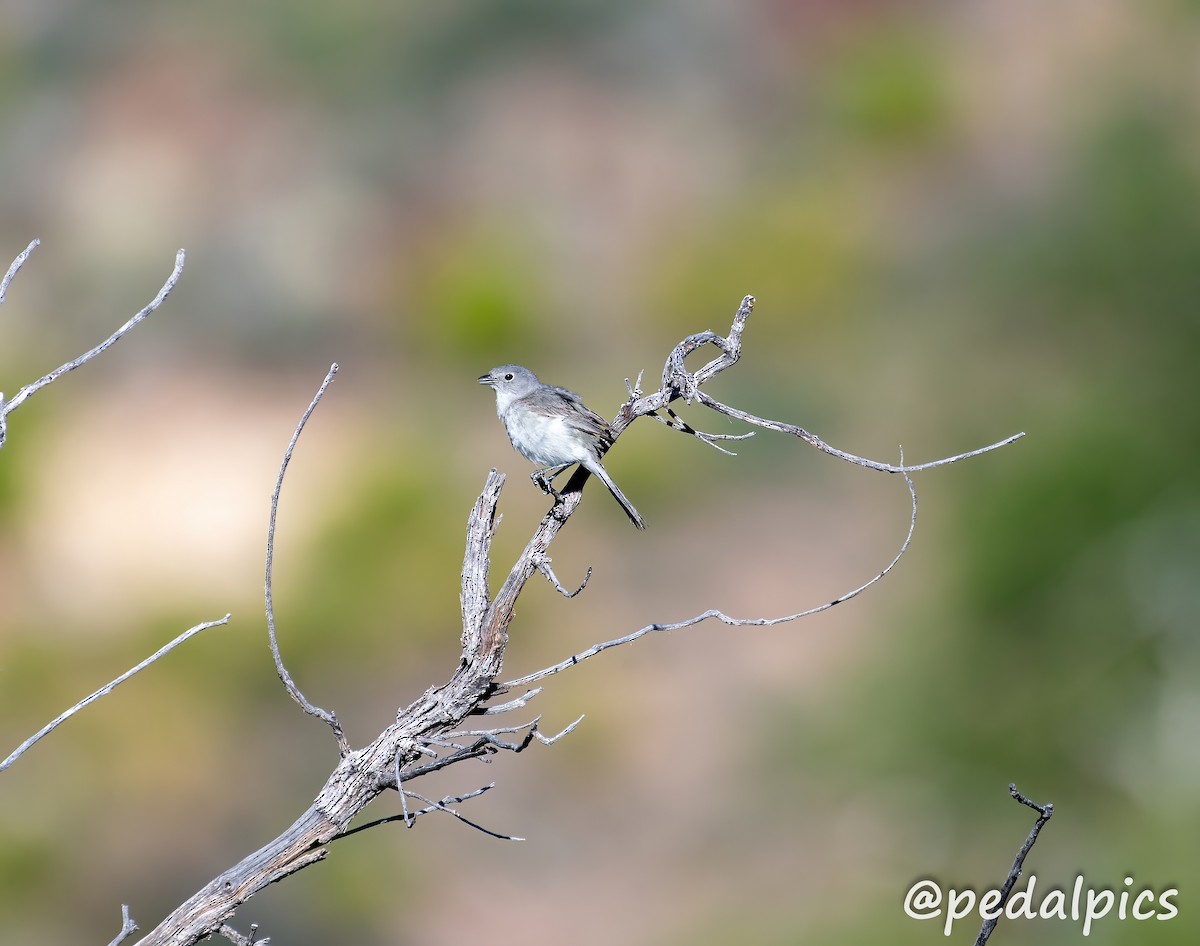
2,2 -> 1197,944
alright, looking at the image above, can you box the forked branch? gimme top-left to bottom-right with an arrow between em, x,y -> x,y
973,785 -> 1054,945
508,458 -> 916,690
128,295 -> 1022,945
614,295 -> 1024,473
107,904 -> 139,946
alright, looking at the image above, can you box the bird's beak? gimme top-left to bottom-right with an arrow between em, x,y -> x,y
478,374 -> 495,386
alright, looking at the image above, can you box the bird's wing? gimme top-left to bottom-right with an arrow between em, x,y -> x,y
548,385 -> 587,408
538,386 -> 613,442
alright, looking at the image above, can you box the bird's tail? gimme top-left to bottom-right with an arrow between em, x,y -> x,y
586,458 -> 646,530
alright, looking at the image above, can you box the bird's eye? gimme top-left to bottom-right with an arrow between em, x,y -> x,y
503,373 -> 514,381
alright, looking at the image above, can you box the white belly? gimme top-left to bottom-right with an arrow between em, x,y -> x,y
504,409 -> 591,466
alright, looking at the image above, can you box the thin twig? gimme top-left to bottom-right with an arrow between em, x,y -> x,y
402,786 -> 525,840
337,784 -> 523,842
444,720 -> 543,740
445,715 -> 583,746
0,238 -> 39,306
264,363 -> 349,755
402,715 -> 581,784
123,295 -> 1025,946
486,294 -> 1019,694
506,458 -> 917,689
217,923 -> 268,946
107,904 -> 139,946
478,687 -> 543,715
396,741 -> 497,782
973,784 -> 1054,946
534,553 -> 592,598
610,294 -> 1023,478
1,615 -> 231,773
694,390 -> 1024,473
396,751 -> 413,827
0,248 -> 186,449
648,404 -> 755,456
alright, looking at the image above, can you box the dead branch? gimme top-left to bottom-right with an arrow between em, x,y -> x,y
129,469 -> 513,946
611,294 -> 1023,472
0,238 -> 39,306
126,295 -> 1022,945
107,905 -> 139,946
0,240 -> 225,782
337,783 -> 523,842
507,458 -> 916,689
1,616 -> 231,773
0,245 -> 186,450
215,921 -> 268,946
973,784 -> 1054,946
264,362 -> 349,755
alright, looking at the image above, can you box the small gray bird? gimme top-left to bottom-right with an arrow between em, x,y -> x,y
479,364 -> 645,529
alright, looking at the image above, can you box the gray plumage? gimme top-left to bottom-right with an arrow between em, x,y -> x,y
478,364 -> 645,529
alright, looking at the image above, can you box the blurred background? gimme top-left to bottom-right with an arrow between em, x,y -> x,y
1,1 -> 1196,943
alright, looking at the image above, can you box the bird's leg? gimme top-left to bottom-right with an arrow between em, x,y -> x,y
531,463 -> 572,497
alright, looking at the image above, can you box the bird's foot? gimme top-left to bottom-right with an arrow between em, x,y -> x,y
530,470 -> 562,498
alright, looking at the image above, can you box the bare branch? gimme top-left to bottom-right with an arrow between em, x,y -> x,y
479,687 -> 543,715
460,470 -> 504,659
263,848 -> 328,888
973,784 -> 1055,946
1,615 -> 231,773
445,714 -> 583,746
0,248 -> 186,449
337,784 -> 522,842
351,785 -> 524,842
399,714 -> 581,788
605,294 -> 1023,476
131,473 -> 513,944
506,460 -> 917,689
646,404 -> 755,455
127,295 -> 1021,946
264,362 -> 349,755
534,553 -> 591,598
0,238 -> 39,306
693,390 -> 1024,473
107,905 -> 139,946
396,742 -> 495,783
1008,783 -> 1053,819
216,923 -> 268,946
403,786 -> 525,841
395,752 -> 414,826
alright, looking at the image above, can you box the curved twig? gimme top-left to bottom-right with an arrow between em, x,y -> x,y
129,294 -> 1023,946
0,238 -> 39,306
694,390 -> 1024,472
534,554 -> 592,598
612,294 -> 1024,473
264,362 -> 349,755
505,459 -> 918,689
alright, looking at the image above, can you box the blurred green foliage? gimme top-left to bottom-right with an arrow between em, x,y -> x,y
825,24 -> 950,146
402,222 -> 549,361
